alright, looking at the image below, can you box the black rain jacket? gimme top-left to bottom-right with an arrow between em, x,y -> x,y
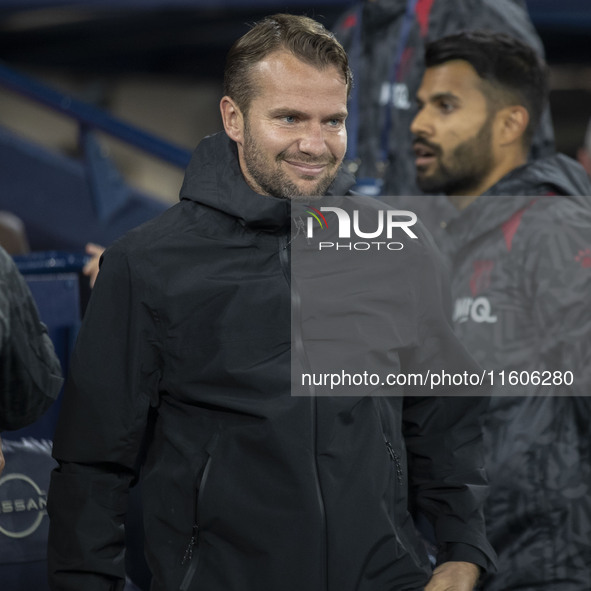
48,132 -> 496,591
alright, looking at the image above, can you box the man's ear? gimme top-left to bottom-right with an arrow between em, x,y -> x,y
497,105 -> 529,146
220,96 -> 245,145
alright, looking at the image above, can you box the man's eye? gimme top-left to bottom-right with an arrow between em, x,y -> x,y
327,119 -> 343,127
439,102 -> 455,113
282,115 -> 297,123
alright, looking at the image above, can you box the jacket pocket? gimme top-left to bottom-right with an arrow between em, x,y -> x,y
384,437 -> 429,570
179,434 -> 219,591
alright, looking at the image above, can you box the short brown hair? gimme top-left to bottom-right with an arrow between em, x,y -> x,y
224,13 -> 352,114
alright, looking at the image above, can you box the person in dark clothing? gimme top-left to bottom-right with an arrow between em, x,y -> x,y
407,30 -> 591,591
0,244 -> 63,473
47,15 -> 496,591
332,0 -> 554,197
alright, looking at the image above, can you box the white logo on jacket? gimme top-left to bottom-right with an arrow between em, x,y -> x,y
453,297 -> 498,324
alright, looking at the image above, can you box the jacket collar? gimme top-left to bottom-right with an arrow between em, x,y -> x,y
483,153 -> 591,199
444,154 -> 591,249
179,132 -> 355,232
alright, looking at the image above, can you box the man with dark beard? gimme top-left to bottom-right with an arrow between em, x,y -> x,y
409,31 -> 591,591
47,15 -> 496,591
332,0 -> 554,197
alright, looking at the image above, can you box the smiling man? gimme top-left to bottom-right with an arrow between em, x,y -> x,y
47,15 -> 496,591
221,49 -> 348,199
409,31 -> 591,591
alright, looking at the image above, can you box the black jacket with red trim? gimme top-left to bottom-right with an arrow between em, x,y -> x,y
47,132 -> 496,591
333,0 -> 555,196
390,154 -> 591,590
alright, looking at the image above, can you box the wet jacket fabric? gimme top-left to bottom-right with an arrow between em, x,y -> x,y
333,0 -> 555,196
48,132 -> 495,591
397,155 -> 591,590
0,246 -> 62,431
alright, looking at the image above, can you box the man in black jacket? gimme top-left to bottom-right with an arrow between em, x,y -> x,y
408,31 -> 591,590
47,15 -> 496,591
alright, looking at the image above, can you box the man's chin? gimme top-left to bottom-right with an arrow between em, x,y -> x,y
285,177 -> 335,200
288,192 -> 328,203
284,188 -> 326,202
416,172 -> 445,195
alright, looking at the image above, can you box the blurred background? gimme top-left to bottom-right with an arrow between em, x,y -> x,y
1,0 -> 590,218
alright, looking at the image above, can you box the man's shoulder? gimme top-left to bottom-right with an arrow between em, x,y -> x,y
523,193 -> 591,231
518,153 -> 591,198
506,195 -> 591,275
0,247 -> 29,307
492,193 -> 588,250
109,198 -> 215,257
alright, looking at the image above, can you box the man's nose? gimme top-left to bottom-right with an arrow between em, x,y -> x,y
298,122 -> 327,156
410,108 -> 433,138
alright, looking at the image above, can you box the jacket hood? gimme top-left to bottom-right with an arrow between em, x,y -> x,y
179,132 -> 355,232
484,153 -> 591,200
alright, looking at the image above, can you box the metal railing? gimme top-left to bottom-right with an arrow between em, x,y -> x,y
0,60 -> 193,168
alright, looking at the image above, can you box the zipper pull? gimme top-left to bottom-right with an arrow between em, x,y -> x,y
385,438 -> 396,460
385,439 -> 403,484
182,523 -> 199,565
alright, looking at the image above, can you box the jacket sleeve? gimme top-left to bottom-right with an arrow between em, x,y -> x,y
399,231 -> 497,572
47,245 -> 160,591
0,247 -> 63,431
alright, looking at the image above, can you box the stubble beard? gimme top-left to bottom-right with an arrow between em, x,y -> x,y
242,121 -> 340,200
416,114 -> 495,196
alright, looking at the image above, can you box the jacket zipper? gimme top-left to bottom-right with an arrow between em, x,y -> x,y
279,234 -> 290,287
179,524 -> 199,591
385,437 -> 424,568
282,232 -> 328,590
179,454 -> 213,591
385,438 -> 403,484
181,524 -> 199,566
